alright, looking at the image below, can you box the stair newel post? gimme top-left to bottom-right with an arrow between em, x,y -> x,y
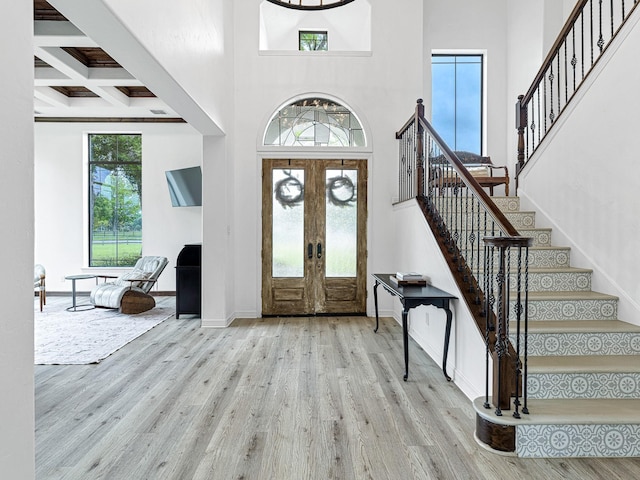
496,242 -> 508,414
483,241 -> 494,409
415,99 -> 425,198
484,237 -> 514,413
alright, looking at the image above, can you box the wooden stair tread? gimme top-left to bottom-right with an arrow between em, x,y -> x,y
526,290 -> 618,301
474,397 -> 640,426
528,355 -> 640,373
517,319 -> 640,333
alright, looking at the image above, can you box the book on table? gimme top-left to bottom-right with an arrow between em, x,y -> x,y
392,272 -> 429,286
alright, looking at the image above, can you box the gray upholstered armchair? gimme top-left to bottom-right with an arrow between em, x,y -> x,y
90,256 -> 168,314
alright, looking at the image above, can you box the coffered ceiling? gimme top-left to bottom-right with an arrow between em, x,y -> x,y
33,0 -> 182,122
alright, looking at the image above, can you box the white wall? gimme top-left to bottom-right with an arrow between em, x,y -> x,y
0,2 -> 35,478
424,0 -> 510,167
232,0 -> 424,318
507,0 -> 546,172
392,201 -> 488,400
103,0 -> 233,134
259,0 -> 371,51
35,122 -> 203,293
518,12 -> 640,324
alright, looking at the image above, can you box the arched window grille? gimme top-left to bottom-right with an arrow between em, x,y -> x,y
264,97 -> 365,147
266,0 -> 355,10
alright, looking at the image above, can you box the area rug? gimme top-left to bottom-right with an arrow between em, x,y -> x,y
34,302 -> 174,365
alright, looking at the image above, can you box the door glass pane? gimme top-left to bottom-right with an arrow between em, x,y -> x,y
272,169 -> 305,277
325,169 -> 357,277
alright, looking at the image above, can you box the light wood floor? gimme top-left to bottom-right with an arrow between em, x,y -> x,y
36,297 -> 640,480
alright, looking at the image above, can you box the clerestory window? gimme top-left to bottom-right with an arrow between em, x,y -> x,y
299,30 -> 328,51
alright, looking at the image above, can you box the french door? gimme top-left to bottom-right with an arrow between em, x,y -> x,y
262,159 -> 367,316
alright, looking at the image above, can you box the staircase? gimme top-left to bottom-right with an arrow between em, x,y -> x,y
474,196 -> 640,458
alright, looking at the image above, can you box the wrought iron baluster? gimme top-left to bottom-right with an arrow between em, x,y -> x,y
537,87 -> 541,148
543,71 -> 548,132
557,55 -> 561,117
611,0 -> 615,38
549,63 -> 555,124
598,0 -> 605,52
563,39 -> 568,106
591,0 -> 595,65
522,243 -> 530,414
581,10 -> 585,78
571,26 -> 577,92
513,246 -> 523,419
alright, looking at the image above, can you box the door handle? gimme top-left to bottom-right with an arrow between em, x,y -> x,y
317,242 -> 322,259
308,243 -> 313,259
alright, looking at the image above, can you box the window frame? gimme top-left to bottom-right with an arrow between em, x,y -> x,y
431,52 -> 485,155
298,30 -> 329,51
87,133 -> 143,268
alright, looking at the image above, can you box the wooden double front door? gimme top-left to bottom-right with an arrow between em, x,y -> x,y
262,159 -> 367,316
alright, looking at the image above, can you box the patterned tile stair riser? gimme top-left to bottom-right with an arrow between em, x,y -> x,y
516,424 -> 640,458
513,331 -> 640,356
527,371 -> 640,399
478,269 -> 592,292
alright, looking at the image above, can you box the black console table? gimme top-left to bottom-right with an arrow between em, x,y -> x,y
372,273 -> 457,382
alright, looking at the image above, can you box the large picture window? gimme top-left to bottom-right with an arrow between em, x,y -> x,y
88,134 -> 142,267
431,54 -> 483,154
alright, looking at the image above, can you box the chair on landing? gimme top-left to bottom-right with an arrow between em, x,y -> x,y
90,256 -> 168,314
430,151 -> 510,196
34,264 -> 46,311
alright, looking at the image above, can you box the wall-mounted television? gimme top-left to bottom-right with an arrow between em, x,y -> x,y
165,166 -> 202,207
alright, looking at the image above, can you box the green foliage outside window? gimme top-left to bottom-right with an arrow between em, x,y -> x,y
299,31 -> 328,51
89,134 -> 142,267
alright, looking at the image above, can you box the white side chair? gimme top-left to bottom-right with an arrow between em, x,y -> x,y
34,264 -> 46,311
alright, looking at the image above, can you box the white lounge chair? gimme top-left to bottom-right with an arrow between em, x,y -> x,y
90,256 -> 168,314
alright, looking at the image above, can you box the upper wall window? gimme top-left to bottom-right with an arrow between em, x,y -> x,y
299,30 -> 328,51
264,98 -> 365,147
431,54 -> 483,154
88,134 -> 142,267
260,1 -> 371,52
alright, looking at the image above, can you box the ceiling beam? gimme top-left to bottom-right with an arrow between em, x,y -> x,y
34,20 -> 97,47
34,46 -> 89,80
34,86 -> 70,107
89,85 -> 130,107
49,0 -> 223,135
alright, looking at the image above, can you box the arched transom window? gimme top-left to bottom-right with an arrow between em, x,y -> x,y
264,98 -> 366,147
